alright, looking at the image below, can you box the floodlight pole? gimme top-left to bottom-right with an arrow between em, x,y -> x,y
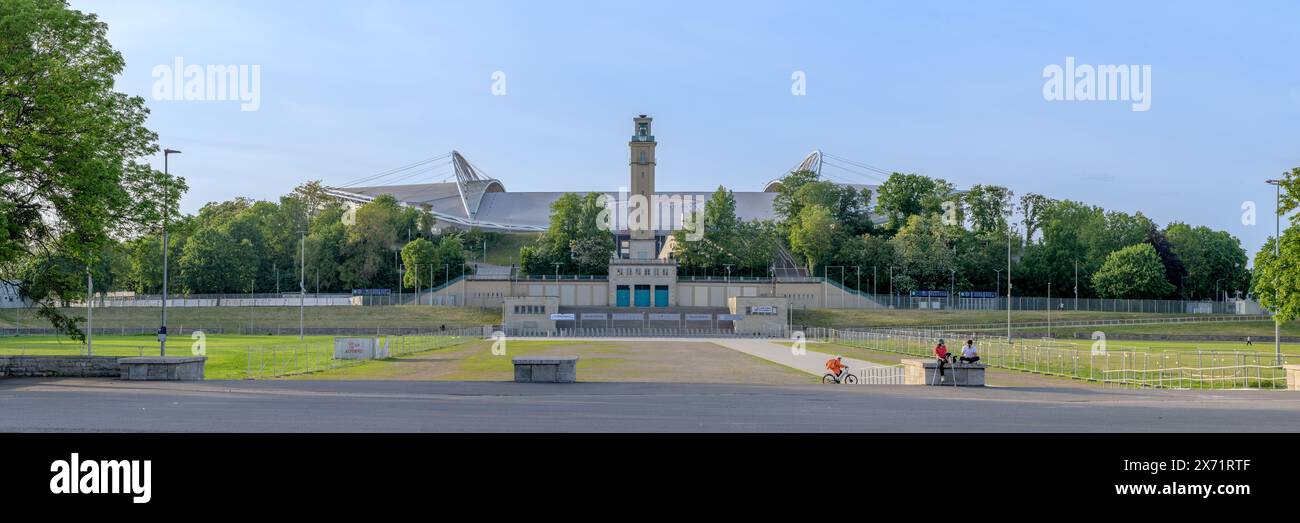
86,268 -> 93,356
299,229 -> 305,341
1267,179 -> 1282,365
1007,224 -> 1013,342
160,148 -> 180,356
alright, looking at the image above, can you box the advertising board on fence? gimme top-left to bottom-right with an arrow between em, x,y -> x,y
334,337 -> 389,360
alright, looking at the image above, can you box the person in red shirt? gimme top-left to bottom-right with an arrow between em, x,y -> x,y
934,339 -> 949,382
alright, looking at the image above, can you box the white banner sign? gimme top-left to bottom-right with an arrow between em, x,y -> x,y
334,337 -> 389,360
684,314 -> 713,321
749,305 -> 778,315
580,313 -> 608,321
550,313 -> 576,321
718,314 -> 744,321
649,313 -> 681,321
612,313 -> 644,321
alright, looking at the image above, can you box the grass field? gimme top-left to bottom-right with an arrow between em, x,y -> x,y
0,305 -> 500,332
481,232 -> 540,266
0,333 -> 475,380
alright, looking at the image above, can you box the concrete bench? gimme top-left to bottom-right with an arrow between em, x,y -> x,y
513,356 -> 578,383
902,359 -> 986,387
119,356 -> 207,381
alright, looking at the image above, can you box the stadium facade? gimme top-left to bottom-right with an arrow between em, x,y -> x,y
325,115 -> 888,331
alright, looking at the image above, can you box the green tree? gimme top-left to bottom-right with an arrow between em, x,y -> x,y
400,238 -> 436,290
2,0 -> 185,336
788,204 -> 838,271
963,184 -> 1014,233
1165,223 -> 1250,300
1091,244 -> 1175,299
521,193 -> 612,276
875,173 -> 953,232
887,214 -> 957,291
340,195 -> 404,289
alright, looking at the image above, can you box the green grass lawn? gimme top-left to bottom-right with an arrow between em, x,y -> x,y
0,305 -> 501,332
479,232 -> 540,266
0,332 -> 476,380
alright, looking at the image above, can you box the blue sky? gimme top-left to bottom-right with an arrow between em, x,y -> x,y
74,0 -> 1300,257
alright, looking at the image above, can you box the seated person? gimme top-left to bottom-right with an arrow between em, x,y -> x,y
934,339 -> 949,377
960,339 -> 980,364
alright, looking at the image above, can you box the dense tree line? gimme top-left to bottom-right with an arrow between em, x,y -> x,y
669,169 -> 1253,301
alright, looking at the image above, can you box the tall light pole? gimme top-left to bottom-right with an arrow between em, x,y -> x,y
299,229 -> 305,341
855,266 -> 861,309
1007,224 -> 1014,342
160,148 -> 180,356
883,268 -> 894,308
1047,281 -> 1052,339
86,267 -> 93,356
1073,259 -> 1079,311
1267,178 -> 1283,365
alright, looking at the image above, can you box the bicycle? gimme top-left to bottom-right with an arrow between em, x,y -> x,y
823,366 -> 858,384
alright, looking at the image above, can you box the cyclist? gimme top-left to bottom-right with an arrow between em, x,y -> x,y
825,356 -> 846,379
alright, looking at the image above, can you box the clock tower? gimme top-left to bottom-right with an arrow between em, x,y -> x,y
628,115 -> 657,259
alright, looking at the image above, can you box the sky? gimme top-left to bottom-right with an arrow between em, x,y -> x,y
72,0 -> 1300,258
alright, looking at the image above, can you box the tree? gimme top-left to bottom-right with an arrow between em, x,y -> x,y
340,195 -> 404,289
520,193 -> 612,276
2,0 -> 185,337
1165,223 -> 1249,300
1091,244 -> 1175,299
963,184 -> 1014,233
177,225 -> 257,294
788,205 -> 838,271
1018,193 -> 1053,242
888,214 -> 957,291
1252,230 -> 1300,324
1144,224 -> 1186,299
399,238 -> 436,290
875,173 -> 953,232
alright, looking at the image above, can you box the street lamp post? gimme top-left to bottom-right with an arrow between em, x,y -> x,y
1266,178 -> 1283,365
160,148 -> 180,356
1007,224 -> 1014,342
299,229 -> 305,341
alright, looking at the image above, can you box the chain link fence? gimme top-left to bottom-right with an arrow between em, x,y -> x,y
243,328 -> 481,379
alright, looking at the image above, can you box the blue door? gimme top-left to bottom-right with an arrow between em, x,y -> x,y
616,286 -> 630,307
634,285 -> 651,307
654,286 -> 669,307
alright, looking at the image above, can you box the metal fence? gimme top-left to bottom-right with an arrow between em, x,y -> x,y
857,365 -> 905,385
503,327 -> 787,338
243,329 -> 481,379
808,327 -> 1293,390
850,314 -> 1276,335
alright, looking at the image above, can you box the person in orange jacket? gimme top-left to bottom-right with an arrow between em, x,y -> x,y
825,356 -> 846,378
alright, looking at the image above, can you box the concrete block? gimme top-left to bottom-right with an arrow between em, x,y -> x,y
901,358 -> 985,386
118,356 -> 206,381
512,357 -> 578,383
